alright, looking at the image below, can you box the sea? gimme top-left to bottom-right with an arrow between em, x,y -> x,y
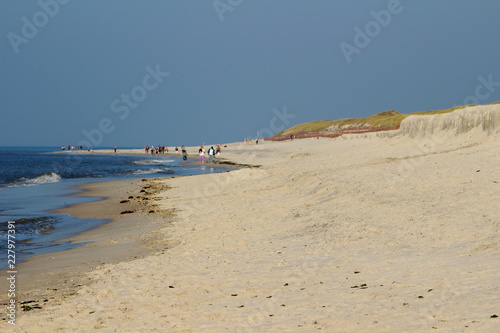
0,147 -> 222,269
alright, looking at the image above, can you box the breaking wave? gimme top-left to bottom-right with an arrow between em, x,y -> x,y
10,172 -> 63,187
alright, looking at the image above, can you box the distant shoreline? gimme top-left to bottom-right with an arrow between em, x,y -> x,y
53,147 -> 255,169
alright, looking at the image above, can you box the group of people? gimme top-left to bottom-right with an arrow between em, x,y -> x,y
61,144 -> 226,160
197,145 -> 221,163
144,145 -> 169,154
61,145 -> 85,151
141,144 -> 222,164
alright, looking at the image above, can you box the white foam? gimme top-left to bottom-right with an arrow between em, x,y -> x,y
16,172 -> 63,187
131,168 -> 171,175
132,159 -> 176,165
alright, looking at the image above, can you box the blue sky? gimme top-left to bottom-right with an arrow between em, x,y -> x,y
1,0 -> 499,147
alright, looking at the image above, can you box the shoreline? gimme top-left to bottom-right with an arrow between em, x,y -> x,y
3,105 -> 499,331
0,153 -> 244,316
0,177 -> 171,310
53,146 -> 252,169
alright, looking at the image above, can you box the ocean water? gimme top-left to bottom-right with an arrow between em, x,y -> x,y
0,147 -> 222,268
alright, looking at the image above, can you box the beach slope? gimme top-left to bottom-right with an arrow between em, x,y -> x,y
6,104 -> 500,332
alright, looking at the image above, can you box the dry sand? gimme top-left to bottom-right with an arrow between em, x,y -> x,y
1,105 -> 499,332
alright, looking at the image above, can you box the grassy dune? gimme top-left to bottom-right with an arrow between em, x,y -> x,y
276,104 -> 486,137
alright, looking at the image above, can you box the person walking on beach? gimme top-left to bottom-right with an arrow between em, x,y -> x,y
207,146 -> 216,162
182,147 -> 188,163
199,146 -> 205,163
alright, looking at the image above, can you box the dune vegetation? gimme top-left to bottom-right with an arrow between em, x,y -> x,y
274,104 -> 488,137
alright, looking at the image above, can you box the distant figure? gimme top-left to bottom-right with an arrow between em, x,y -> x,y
256,139 -> 259,145
175,146 -> 179,154
199,146 -> 205,163
216,144 -> 221,155
114,147 -> 117,153
182,147 -> 188,163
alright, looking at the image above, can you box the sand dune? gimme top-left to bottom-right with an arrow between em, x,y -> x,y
5,105 -> 499,332
385,104 -> 500,138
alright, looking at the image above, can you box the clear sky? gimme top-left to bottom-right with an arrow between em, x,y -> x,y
1,0 -> 499,147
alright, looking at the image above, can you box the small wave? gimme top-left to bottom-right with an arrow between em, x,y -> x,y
132,159 -> 175,165
14,172 -> 62,187
130,168 -> 174,175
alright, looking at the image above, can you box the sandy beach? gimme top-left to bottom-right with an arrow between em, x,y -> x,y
1,105 -> 499,332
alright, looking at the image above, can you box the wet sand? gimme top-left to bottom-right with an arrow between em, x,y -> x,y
0,178 -> 173,313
